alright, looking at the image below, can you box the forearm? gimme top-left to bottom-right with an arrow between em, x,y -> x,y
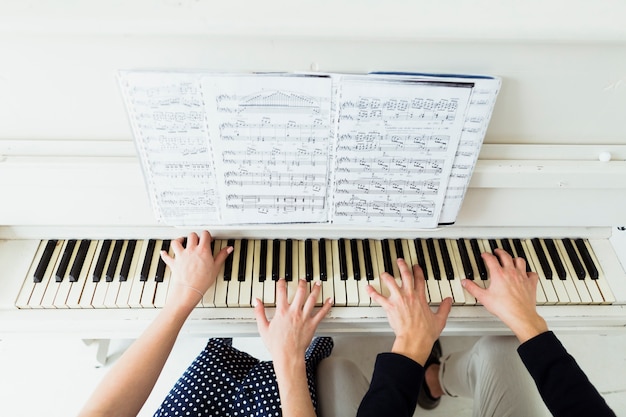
273,357 -> 316,417
78,305 -> 192,417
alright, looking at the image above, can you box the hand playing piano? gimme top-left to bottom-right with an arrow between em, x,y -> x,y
461,249 -> 548,343
160,230 -> 233,314
366,258 -> 452,366
254,279 -> 333,417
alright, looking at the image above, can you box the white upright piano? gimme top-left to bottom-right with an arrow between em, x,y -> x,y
1,0 -> 626,339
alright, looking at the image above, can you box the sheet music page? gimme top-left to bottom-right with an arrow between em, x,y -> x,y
118,71 -> 219,225
332,76 -> 472,227
438,78 -> 501,223
201,74 -> 333,224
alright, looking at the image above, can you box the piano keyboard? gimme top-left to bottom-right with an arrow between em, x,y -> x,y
15,237 -> 615,309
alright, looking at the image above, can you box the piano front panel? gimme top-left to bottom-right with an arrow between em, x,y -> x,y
14,237 -> 616,310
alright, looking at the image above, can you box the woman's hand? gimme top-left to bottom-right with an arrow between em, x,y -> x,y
160,230 -> 232,314
366,258 -> 452,365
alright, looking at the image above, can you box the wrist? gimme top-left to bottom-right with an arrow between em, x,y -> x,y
392,335 -> 433,366
510,315 -> 548,343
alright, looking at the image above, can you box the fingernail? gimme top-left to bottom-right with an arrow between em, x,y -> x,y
315,280 -> 321,286
461,279 -> 467,287
227,246 -> 233,254
328,297 -> 334,305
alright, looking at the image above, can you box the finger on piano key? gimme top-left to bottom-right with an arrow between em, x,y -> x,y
443,239 -> 465,305
433,239 -> 454,304
450,239 -> 476,305
343,238 -> 359,306
300,240 -> 308,283
79,240 -> 107,308
321,239 -> 335,306
238,239 -> 254,307
66,240 -> 98,308
545,238 -> 580,304
29,240 -> 64,308
477,240 -> 493,291
52,240 -> 81,308
380,238 -> 393,277
388,239 -> 401,280
251,239 -> 264,306
576,239 -> 615,304
263,239 -> 276,306
287,239 -> 300,303
115,239 -> 141,308
139,239 -> 165,308
154,241 -> 174,308
309,240 -> 322,305
374,239 -> 390,298
364,239 -> 382,305
510,238 -> 547,305
525,239 -> 558,305
128,239 -> 153,308
212,239 -> 229,308
331,239 -> 347,306
555,239 -> 592,304
226,239 -> 242,307
406,238 -> 429,304
418,239 -> 442,304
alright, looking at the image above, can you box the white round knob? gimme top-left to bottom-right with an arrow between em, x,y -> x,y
598,151 -> 611,162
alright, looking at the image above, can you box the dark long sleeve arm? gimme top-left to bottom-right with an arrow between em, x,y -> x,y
517,331 -> 615,417
356,353 -> 423,417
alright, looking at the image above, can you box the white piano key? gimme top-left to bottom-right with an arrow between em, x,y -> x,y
445,240 -> 466,305
538,239 -> 571,304
374,240 -> 390,299
387,240 -> 401,281
39,240 -> 72,308
566,240 -> 603,304
15,240 -> 54,308
321,239 -> 335,305
91,241 -> 118,309
433,240 -> 454,304
66,240 -> 98,308
262,239 -> 276,307
51,240 -> 81,308
364,239 -> 382,306
213,240 -> 229,308
115,239 -> 143,308
201,240 -> 222,308
310,240 -> 324,306
419,239 -> 442,304
78,240 -> 106,308
581,239 -> 615,304
226,240 -> 242,307
128,239 -> 152,308
286,239 -> 299,303
356,240 -> 371,307
103,240 -> 129,308
153,242 -> 174,308
238,240 -> 254,307
524,239 -> 558,305
406,239 -> 429,303
510,239 -> 547,305
331,239 -> 347,306
555,239 -> 592,304
250,239 -> 264,306
28,240 -> 64,309
139,239 -> 163,308
343,239 -> 359,307
449,240 -> 476,305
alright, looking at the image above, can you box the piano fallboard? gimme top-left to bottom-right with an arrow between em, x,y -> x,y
1,228 -> 625,338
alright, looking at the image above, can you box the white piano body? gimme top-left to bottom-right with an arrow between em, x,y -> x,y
1,0 -> 626,338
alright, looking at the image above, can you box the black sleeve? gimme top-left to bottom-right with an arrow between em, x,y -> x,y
517,331 -> 615,417
356,353 -> 423,417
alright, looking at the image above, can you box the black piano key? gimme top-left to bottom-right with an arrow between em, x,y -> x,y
319,238 -> 327,281
272,239 -> 280,281
501,238 -> 514,258
456,238 -> 474,280
105,240 -> 125,282
259,240 -> 268,282
223,239 -> 235,281
338,238 -> 348,281
488,239 -> 499,253
575,238 -> 599,279
285,239 -> 293,281
563,238 -> 586,279
350,239 -> 361,280
140,239 -> 156,282
33,240 -> 58,283
119,239 -> 137,282
414,239 -> 429,279
512,239 -> 532,273
438,240 -> 454,280
93,239 -> 112,282
531,238 -> 553,280
155,240 -> 171,283
305,239 -> 313,281
469,239 -> 487,280
394,239 -> 404,260
238,239 -> 248,282
69,239 -> 91,282
426,239 -> 440,280
545,239 -> 566,280
381,239 -> 393,275
55,239 -> 77,282
363,239 -> 374,280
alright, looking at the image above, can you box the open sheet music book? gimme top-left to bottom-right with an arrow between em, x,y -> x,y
118,71 -> 500,228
